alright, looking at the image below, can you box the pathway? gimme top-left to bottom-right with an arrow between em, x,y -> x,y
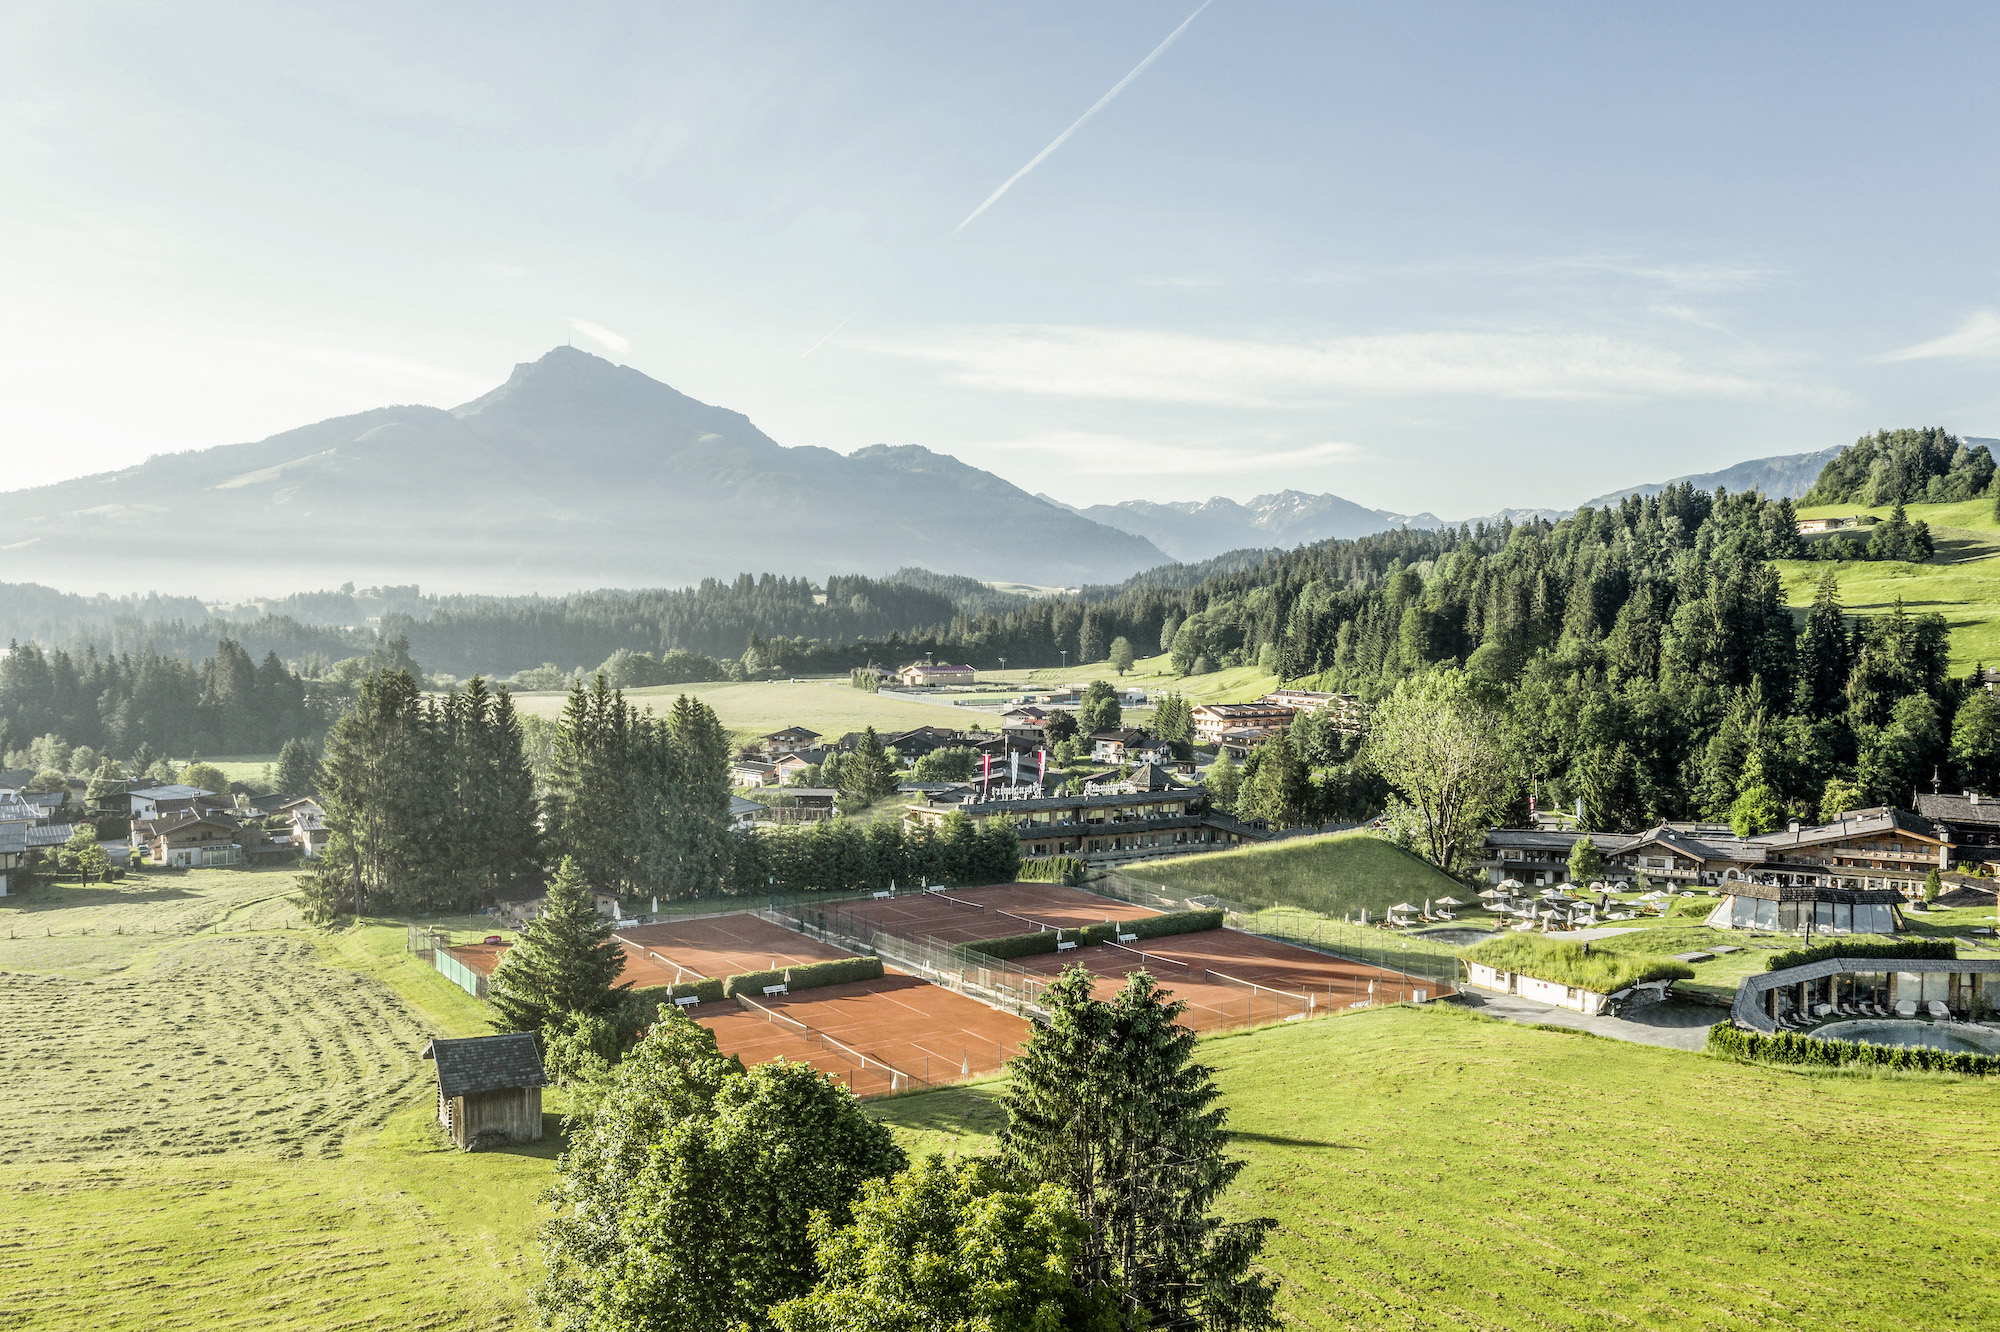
1450,988 -> 1719,1051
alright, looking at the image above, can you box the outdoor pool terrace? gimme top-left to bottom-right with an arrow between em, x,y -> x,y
1815,1018 -> 2000,1056
1731,956 -> 2000,1034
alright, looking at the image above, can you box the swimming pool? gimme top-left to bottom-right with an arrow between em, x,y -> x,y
1410,927 -> 1495,948
1814,1019 -> 2000,1056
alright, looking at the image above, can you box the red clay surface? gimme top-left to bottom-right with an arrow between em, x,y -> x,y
694,1005 -> 904,1097
756,973 -> 1029,1086
616,913 -> 855,987
819,882 -> 1160,946
1002,928 -> 1444,1032
441,942 -> 510,977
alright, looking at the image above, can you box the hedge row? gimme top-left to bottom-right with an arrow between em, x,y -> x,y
721,955 -> 885,998
1018,856 -> 1090,887
1767,937 -> 1956,971
1707,1022 -> 2000,1076
965,908 -> 1225,961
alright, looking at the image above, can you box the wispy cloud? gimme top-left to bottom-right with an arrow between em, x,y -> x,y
567,318 -> 630,353
956,0 -> 1211,232
1878,311 -> 2000,362
860,324 -> 1782,407
992,430 -> 1365,478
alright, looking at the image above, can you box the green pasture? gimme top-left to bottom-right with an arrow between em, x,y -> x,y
871,1004 -> 2000,1332
986,650 -> 1277,705
1780,498 -> 2000,670
505,677 -> 966,743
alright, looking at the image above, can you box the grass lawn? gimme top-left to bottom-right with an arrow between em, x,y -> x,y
1123,830 -> 1466,918
505,677 -> 967,743
871,1004 -> 2000,1331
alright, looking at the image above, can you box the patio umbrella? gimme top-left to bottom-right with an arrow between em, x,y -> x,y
1389,902 -> 1417,914
1423,899 -> 1432,916
1499,878 -> 1524,890
1437,896 -> 1464,907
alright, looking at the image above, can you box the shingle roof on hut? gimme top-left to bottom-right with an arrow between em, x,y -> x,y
422,1033 -> 547,1098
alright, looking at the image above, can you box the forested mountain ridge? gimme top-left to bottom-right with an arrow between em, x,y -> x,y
0,347 -> 1169,595
1580,444 -> 1849,508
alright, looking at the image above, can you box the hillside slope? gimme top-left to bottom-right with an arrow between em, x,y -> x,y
0,348 -> 1168,596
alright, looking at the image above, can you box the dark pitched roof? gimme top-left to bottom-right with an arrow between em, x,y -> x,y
422,1033 -> 547,1097
1914,792 -> 2000,828
0,768 -> 34,790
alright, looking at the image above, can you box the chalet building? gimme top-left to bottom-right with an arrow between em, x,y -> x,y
731,758 -> 778,788
903,786 -> 1272,866
897,661 -> 977,687
133,810 -> 247,868
729,794 -> 769,831
0,820 -> 74,895
880,725 -> 962,759
289,805 -> 328,858
1914,791 -> 2000,872
120,784 -> 228,821
1795,515 -> 1860,534
0,768 -> 33,797
758,726 -> 822,756
771,753 -> 816,784
1090,729 -> 1171,765
1476,807 -> 1962,933
1260,690 -> 1367,731
1191,701 -> 1297,745
422,1033 -> 546,1150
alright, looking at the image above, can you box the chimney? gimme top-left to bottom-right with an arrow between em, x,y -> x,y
1973,792 -> 1983,807
1788,820 -> 1801,833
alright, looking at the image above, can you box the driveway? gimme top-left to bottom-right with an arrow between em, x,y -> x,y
1450,988 -> 1720,1051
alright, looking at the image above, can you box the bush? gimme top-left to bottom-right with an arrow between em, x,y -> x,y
1018,856 -> 1089,887
720,956 -> 885,998
1706,1022 -> 2000,1076
1467,935 -> 1696,994
1767,937 -> 1955,971
638,977 -> 726,1006
1122,908 -> 1224,941
967,931 -> 1060,961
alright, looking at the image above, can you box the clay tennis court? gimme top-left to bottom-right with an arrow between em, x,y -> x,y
816,881 -> 1160,946
694,1004 -> 904,1097
615,913 -> 855,987
1005,928 -> 1447,1032
755,972 -> 1030,1085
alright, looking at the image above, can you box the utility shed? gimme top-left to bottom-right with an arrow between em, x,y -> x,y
421,1034 -> 546,1150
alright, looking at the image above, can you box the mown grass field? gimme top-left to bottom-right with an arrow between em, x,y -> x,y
1126,830 -> 1465,918
505,677 -> 966,743
872,1004 -> 2000,1332
0,866 -> 553,1329
1783,497 -> 2000,669
993,651 -> 1278,705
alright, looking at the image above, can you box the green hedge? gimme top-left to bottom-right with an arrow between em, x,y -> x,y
1767,937 -> 1955,971
1707,1022 -> 2000,1076
1121,908 -> 1224,940
968,931 -> 1060,960
720,955 -> 885,998
1019,856 -> 1089,886
635,977 -> 725,1006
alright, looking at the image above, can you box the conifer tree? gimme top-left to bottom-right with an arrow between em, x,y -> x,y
490,856 -> 627,1036
839,727 -> 897,814
1003,967 -> 1279,1332
662,693 -> 733,899
275,735 -> 321,795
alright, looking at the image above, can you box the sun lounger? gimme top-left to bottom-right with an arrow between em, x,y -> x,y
1926,1001 -> 1950,1019
1895,1000 -> 1918,1018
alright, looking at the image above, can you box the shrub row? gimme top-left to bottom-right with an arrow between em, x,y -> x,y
965,908 -> 1226,961
1707,1022 -> 2000,1076
720,955 -> 885,998
1018,856 -> 1089,887
1766,937 -> 1956,971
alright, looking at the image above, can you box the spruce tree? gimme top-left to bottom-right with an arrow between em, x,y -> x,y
1003,967 -> 1279,1331
663,694 -> 733,899
275,735 -> 321,795
491,856 -> 628,1036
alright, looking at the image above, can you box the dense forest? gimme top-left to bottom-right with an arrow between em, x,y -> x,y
0,638 -> 319,765
1800,427 -> 1994,507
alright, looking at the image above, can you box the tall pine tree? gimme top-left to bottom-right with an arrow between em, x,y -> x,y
1003,967 -> 1279,1332
490,856 -> 627,1036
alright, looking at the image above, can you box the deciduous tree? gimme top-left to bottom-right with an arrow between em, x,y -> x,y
1363,669 -> 1511,875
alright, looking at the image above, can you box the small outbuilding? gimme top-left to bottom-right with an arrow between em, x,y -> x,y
422,1033 -> 547,1150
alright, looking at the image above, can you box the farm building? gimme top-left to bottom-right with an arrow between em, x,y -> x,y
421,1033 -> 546,1149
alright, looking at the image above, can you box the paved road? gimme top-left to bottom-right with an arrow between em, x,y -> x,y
1451,989 -> 1720,1051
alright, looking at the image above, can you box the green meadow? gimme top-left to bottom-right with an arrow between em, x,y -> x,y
505,677 -> 972,743
1783,497 -> 2000,668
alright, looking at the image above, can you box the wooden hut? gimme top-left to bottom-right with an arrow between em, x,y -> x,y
421,1033 -> 546,1150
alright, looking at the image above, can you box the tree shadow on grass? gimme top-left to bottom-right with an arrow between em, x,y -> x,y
1228,1130 -> 1352,1150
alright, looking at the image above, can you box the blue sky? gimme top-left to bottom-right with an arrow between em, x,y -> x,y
6,2 -> 2000,515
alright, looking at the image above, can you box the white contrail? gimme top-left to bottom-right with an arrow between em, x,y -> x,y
955,0 -> 1213,233
802,308 -> 864,358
